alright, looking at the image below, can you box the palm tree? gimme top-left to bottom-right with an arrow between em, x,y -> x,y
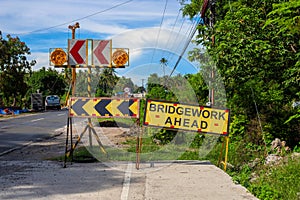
160,57 -> 168,87
98,68 -> 119,96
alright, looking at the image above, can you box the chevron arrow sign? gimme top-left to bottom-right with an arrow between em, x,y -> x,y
68,39 -> 87,66
69,97 -> 140,118
93,40 -> 111,66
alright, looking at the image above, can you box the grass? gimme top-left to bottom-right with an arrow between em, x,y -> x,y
248,156 -> 300,200
62,134 -> 204,163
98,117 -> 137,127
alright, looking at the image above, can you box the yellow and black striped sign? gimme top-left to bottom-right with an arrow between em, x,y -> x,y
69,97 -> 139,118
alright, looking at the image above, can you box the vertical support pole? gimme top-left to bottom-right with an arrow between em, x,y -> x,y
66,22 -> 79,164
68,22 -> 80,98
218,136 -> 229,171
224,136 -> 229,171
70,115 -> 74,163
88,66 -> 93,147
63,116 -> 70,168
136,119 -> 142,170
210,0 -> 216,107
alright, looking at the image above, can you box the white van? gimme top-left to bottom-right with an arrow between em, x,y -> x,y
45,95 -> 61,110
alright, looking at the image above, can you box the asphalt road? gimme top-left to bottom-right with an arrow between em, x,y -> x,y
0,110 -> 68,155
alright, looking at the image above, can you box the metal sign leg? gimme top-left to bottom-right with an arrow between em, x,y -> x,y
218,136 -> 229,171
136,120 -> 143,170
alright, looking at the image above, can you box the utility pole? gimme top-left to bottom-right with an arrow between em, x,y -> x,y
141,79 -> 145,89
210,0 -> 216,106
141,79 -> 145,97
68,22 -> 80,97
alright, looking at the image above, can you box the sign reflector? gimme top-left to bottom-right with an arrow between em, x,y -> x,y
112,49 -> 129,67
49,48 -> 67,66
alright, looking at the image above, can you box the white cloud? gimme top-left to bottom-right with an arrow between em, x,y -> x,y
111,27 -> 196,54
28,52 -> 50,70
1,0 -> 200,76
0,0 -> 185,35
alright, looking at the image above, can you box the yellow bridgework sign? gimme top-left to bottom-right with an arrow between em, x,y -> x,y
69,97 -> 139,118
143,99 -> 230,135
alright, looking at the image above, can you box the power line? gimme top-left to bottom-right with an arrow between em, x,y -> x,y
166,15 -> 196,64
169,14 -> 201,77
161,8 -> 181,59
14,0 -> 134,35
166,16 -> 187,62
150,0 -> 169,66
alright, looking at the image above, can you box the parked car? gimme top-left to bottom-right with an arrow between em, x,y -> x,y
45,95 -> 61,110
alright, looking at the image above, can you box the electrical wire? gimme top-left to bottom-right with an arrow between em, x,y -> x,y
167,15 -> 197,63
150,0 -> 169,66
14,0 -> 134,35
169,13 -> 201,77
251,87 -> 267,155
166,16 -> 187,62
161,8 -> 181,59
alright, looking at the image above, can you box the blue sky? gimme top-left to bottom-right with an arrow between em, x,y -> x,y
0,0 -> 200,86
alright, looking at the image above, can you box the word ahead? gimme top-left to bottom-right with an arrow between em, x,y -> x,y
143,99 -> 230,135
69,97 -> 139,118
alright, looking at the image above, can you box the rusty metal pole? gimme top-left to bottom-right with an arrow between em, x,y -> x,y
210,0 -> 216,107
68,22 -> 80,97
68,22 -> 80,162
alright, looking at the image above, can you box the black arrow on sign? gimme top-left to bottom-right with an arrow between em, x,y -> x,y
117,100 -> 130,116
72,99 -> 89,116
128,99 -> 136,116
95,99 -> 112,116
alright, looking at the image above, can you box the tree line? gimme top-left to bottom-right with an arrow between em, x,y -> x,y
180,0 -> 300,149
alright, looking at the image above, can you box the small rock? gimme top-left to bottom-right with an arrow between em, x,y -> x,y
291,152 -> 300,159
248,158 -> 260,168
153,138 -> 161,145
265,154 -> 282,165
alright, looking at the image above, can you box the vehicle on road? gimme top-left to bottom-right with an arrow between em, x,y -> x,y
45,95 -> 61,110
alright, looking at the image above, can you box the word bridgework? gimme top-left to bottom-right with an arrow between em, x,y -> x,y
143,99 -> 230,135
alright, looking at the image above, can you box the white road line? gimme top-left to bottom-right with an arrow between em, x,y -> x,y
121,162 -> 133,200
1,125 -> 12,129
57,113 -> 65,116
30,118 -> 44,122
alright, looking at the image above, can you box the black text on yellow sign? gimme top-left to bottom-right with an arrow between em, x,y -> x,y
143,99 -> 230,135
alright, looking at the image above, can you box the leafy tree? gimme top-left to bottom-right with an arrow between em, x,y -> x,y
96,68 -> 119,97
135,86 -> 146,94
113,76 -> 135,94
27,67 -> 67,97
0,34 -> 36,107
182,0 -> 300,147
185,73 -> 209,105
75,68 -> 101,96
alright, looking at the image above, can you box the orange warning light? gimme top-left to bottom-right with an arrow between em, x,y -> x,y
50,48 -> 67,66
112,49 -> 128,67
